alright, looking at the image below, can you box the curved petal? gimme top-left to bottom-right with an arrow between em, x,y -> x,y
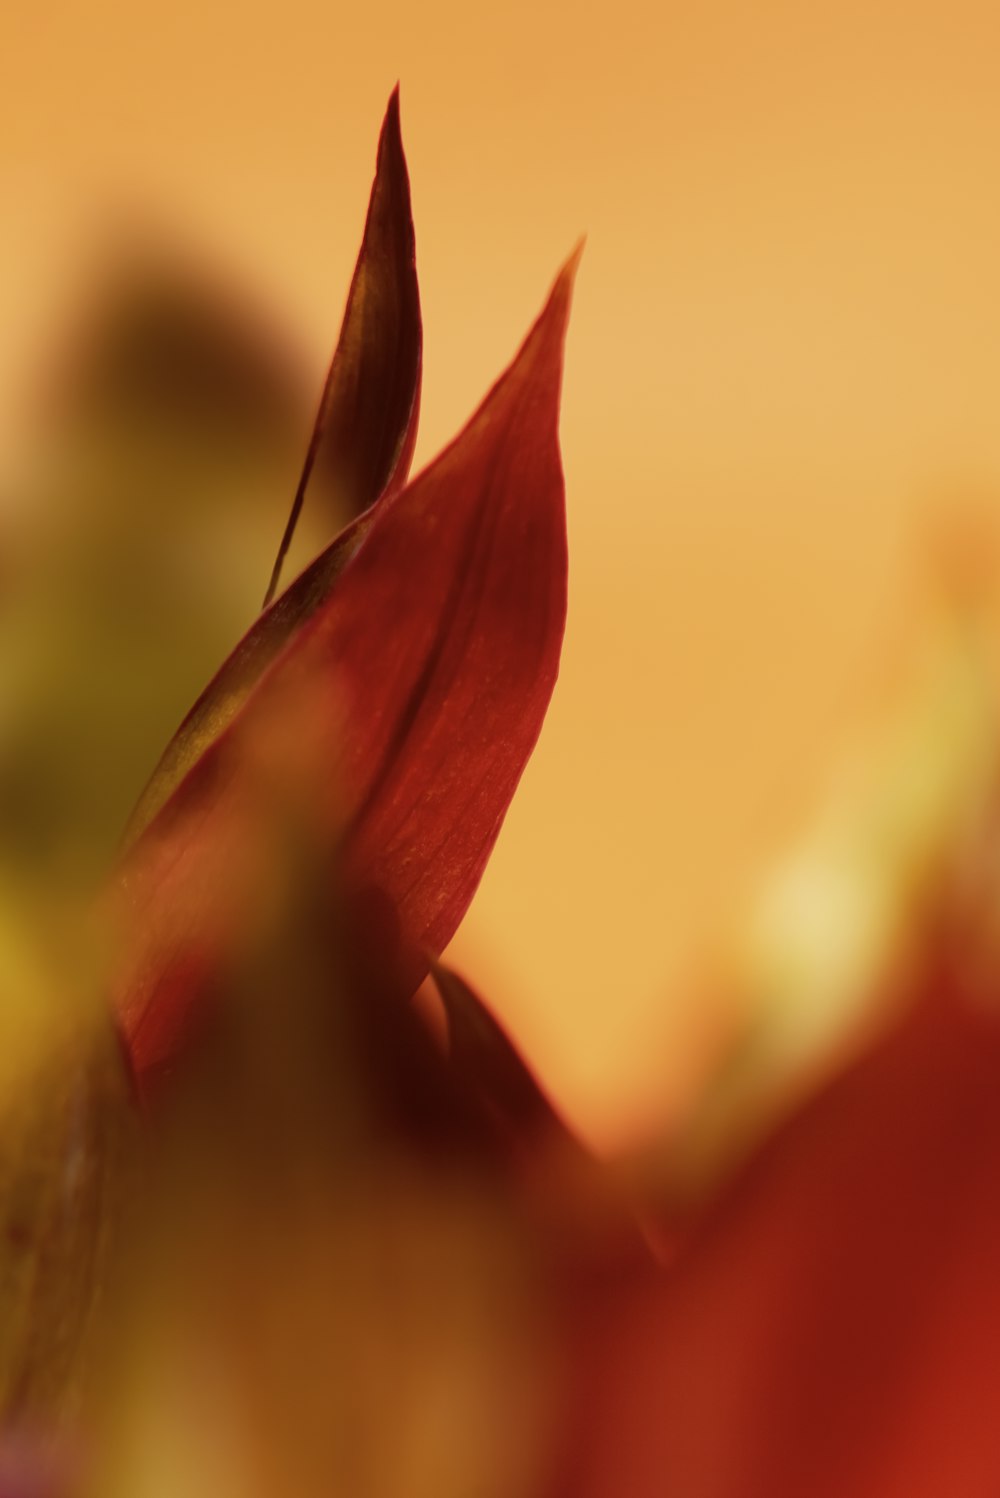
125,87 -> 421,841
556,965 -> 1000,1498
116,252 -> 578,1087
263,84 -> 422,605
430,960 -> 580,1151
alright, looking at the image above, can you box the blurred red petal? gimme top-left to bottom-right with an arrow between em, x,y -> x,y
116,251 -> 578,1087
557,957 -> 1000,1498
431,960 -> 578,1152
429,961 -> 653,1290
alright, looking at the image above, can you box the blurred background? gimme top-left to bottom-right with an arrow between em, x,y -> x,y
4,0 -> 1000,1151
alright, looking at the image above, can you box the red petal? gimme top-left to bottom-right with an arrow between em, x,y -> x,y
430,959 -> 583,1152
116,251 -> 578,1085
262,84 -> 421,605
557,964 -> 1000,1498
430,961 -> 651,1279
125,88 -> 421,839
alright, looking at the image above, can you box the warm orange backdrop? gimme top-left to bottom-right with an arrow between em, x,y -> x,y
4,0 -> 1000,1146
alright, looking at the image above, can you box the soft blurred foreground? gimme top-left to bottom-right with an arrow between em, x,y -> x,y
4,176 -> 1000,1497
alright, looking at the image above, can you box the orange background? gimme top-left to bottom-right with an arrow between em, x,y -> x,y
4,0 -> 1000,1146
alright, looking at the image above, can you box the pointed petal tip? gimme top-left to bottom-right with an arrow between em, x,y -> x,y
563,236 -> 587,282
378,85 -> 405,164
541,239 -> 585,333
515,241 -> 584,379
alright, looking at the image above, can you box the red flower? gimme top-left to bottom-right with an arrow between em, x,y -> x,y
114,90 -> 579,1095
7,85 -> 1000,1498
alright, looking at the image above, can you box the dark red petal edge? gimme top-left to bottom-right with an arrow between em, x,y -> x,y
263,84 -> 422,605
124,88 -> 421,841
430,959 -> 582,1152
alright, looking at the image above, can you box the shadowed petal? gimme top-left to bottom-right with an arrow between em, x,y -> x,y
263,84 -> 422,606
431,960 -> 581,1152
125,88 -> 421,841
0,917 -> 133,1434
